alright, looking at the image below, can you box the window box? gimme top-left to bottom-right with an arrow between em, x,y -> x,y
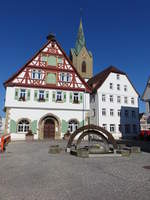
73,99 -> 79,104
38,98 -> 45,102
63,131 -> 71,140
19,96 -> 26,101
56,99 -> 63,103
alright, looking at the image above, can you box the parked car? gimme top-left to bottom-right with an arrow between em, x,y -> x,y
140,130 -> 150,140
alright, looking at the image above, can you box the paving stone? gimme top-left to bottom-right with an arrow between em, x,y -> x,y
0,140 -> 150,200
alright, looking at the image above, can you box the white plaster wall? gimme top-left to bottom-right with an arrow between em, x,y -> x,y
8,107 -> 88,141
90,93 -> 98,125
5,87 -> 90,111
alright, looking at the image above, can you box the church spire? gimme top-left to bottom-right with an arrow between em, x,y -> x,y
75,18 -> 86,55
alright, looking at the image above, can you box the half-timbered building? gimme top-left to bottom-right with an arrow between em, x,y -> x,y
4,34 -> 91,140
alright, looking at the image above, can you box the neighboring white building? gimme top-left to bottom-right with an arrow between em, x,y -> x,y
88,66 -> 140,139
141,76 -> 150,130
4,34 -> 91,141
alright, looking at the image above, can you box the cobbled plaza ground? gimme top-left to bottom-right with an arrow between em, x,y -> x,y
0,140 -> 150,200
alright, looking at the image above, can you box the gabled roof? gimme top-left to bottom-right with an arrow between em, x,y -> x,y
4,35 -> 91,93
87,66 -> 139,95
141,76 -> 150,101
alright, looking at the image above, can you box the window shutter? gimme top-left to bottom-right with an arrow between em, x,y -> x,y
63,92 -> 66,102
15,88 -> 19,100
62,120 -> 68,133
70,92 -> 73,103
27,90 -> 30,101
80,93 -> 83,103
45,91 -> 49,101
31,120 -> 37,134
10,120 -> 17,133
34,90 -> 38,101
52,91 -> 56,102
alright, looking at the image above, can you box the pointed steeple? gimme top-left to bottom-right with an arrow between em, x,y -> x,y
75,18 -> 86,55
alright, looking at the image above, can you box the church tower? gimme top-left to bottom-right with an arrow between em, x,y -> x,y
70,18 -> 93,81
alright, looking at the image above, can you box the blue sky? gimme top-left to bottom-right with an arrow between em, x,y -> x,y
0,0 -> 150,117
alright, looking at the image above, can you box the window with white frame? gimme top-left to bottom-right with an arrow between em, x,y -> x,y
124,85 -> 127,92
124,97 -> 128,104
38,90 -> 45,101
17,119 -> 30,133
102,94 -> 106,102
60,72 -> 71,82
102,108 -> 106,116
73,93 -> 79,103
68,120 -> 79,133
118,109 -> 121,116
102,124 -> 107,130
131,97 -> 135,105
56,91 -> 62,101
19,89 -> 26,101
32,69 -> 42,80
116,74 -> 120,80
117,96 -> 121,103
117,84 -> 120,90
110,109 -> 114,116
110,124 -> 115,133
110,95 -> 113,102
60,73 -> 65,82
110,83 -> 113,89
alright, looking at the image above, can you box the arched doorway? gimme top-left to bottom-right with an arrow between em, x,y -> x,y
38,113 -> 61,140
44,118 -> 55,139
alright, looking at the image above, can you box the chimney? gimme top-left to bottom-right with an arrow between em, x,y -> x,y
46,33 -> 56,41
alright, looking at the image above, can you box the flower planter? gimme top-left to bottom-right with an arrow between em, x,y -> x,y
26,135 -> 34,141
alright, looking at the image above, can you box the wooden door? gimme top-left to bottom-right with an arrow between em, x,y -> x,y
44,119 -> 55,139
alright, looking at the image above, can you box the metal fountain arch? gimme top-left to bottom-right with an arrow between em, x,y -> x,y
67,124 -> 118,150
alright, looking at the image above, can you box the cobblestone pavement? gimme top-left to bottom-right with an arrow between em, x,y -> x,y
0,140 -> 150,200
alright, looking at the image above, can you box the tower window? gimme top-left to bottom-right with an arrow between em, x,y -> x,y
82,61 -> 86,73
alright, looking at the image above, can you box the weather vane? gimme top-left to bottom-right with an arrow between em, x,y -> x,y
80,8 -> 83,19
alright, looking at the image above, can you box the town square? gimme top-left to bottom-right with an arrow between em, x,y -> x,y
0,0 -> 150,200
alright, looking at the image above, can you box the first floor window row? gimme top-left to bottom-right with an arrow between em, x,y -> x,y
14,88 -> 83,104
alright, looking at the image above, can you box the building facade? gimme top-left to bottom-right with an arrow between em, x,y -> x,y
88,66 -> 140,139
141,77 -> 150,130
4,35 -> 91,140
70,18 -> 93,81
0,116 -> 5,136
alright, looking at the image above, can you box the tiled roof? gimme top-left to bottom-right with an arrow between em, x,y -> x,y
87,66 -> 126,92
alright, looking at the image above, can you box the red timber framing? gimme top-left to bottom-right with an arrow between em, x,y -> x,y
4,37 -> 91,93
